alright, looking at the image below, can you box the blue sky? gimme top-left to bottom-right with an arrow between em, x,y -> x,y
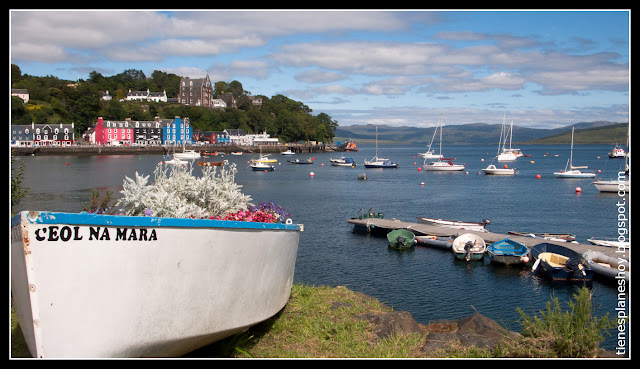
10,10 -> 629,129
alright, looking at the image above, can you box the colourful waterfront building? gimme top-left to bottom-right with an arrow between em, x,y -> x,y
11,122 -> 74,147
93,117 -> 134,145
163,116 -> 192,145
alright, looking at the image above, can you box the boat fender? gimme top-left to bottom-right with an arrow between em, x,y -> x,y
531,258 -> 541,271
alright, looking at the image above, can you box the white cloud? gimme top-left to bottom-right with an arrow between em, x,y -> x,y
294,69 -> 348,84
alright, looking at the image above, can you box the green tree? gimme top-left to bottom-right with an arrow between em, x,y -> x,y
11,64 -> 23,85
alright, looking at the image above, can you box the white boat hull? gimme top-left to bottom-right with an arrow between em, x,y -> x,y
330,157 -> 356,167
173,151 -> 201,160
593,180 -> 630,193
423,161 -> 465,171
497,152 -> 517,161
452,233 -> 487,261
418,152 -> 443,159
11,211 -> 301,358
553,170 -> 596,178
416,217 -> 489,232
587,237 -> 630,249
482,165 -> 515,175
164,158 -> 188,165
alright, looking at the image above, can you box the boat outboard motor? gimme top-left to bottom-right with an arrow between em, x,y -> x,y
565,257 -> 586,276
464,241 -> 474,261
396,235 -> 406,245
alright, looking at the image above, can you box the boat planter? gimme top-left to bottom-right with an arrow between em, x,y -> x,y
11,211 -> 302,358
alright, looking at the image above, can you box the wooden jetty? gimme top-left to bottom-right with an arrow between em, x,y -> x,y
347,217 -> 624,259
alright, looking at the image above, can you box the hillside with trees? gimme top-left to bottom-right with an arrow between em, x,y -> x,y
10,64 -> 339,143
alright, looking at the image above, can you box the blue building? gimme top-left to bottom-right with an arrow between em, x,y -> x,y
163,116 -> 192,145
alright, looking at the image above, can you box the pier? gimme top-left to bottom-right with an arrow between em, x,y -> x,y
347,217 -> 623,259
10,143 -> 336,156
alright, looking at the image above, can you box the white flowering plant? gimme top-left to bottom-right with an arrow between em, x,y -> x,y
117,161 -> 255,219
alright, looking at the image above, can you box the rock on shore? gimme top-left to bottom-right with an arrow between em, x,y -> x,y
357,309 -> 519,355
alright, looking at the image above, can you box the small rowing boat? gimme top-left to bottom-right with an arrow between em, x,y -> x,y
417,217 -> 490,232
507,231 -> 576,243
452,233 -> 486,261
487,239 -> 529,265
530,243 -> 593,282
387,229 -> 416,249
587,237 -> 629,249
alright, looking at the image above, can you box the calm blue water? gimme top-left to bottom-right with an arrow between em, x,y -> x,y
12,144 -> 630,352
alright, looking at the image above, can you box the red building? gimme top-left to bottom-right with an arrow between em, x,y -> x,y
93,117 -> 134,145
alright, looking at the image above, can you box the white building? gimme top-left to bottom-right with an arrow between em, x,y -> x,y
11,89 -> 29,103
212,99 -> 227,109
126,89 -> 167,103
250,131 -> 279,146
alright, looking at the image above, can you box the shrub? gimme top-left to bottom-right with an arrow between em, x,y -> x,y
497,286 -> 615,357
117,161 -> 253,219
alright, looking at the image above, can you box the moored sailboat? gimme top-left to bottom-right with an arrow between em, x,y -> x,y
423,115 -> 465,171
553,127 -> 596,178
364,126 -> 398,168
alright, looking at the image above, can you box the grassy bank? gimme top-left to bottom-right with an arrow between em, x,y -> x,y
11,284 -> 618,358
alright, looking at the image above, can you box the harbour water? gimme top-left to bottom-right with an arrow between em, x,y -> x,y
12,144 -> 630,352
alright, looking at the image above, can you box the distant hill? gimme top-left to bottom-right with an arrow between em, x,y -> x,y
334,121 -> 628,145
522,123 -> 629,145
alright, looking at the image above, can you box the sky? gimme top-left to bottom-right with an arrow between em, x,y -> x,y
10,9 -> 630,129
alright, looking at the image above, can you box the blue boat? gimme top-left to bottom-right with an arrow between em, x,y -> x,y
487,239 -> 530,266
530,243 -> 594,282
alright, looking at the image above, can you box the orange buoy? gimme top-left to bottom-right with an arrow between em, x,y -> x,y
536,174 -> 541,179
310,172 -> 315,177
503,164 -> 508,169
576,187 -> 582,192
417,167 -> 421,172
65,162 -> 69,165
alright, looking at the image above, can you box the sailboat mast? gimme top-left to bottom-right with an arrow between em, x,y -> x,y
375,125 -> 378,158
439,114 -> 443,157
509,120 -> 513,150
570,127 -> 574,167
